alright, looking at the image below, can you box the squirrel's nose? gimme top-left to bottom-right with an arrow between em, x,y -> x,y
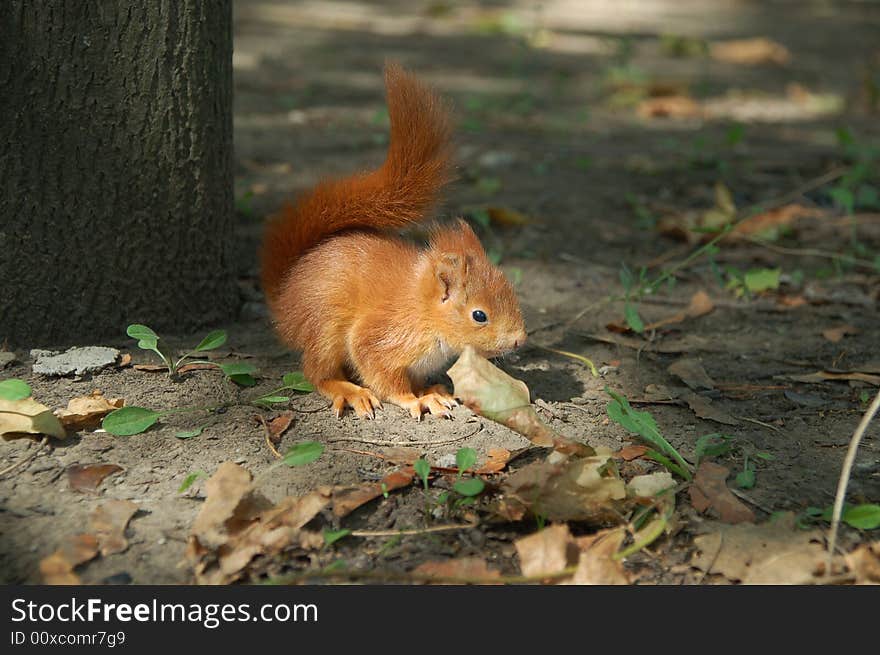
513,330 -> 527,349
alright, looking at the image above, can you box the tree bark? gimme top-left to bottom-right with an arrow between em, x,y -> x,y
0,1 -> 238,348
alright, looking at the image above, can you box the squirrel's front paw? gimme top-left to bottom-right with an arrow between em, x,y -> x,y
319,380 -> 382,419
395,388 -> 457,420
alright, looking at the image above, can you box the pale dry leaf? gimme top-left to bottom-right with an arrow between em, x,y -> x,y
56,391 -> 124,431
689,461 -> 755,524
515,524 -> 578,578
730,203 -> 825,240
778,371 -> 880,386
710,37 -> 791,65
0,396 -> 66,440
448,347 -> 593,455
569,528 -> 630,585
90,499 -> 139,556
67,463 -> 123,492
413,557 -> 502,583
39,534 -> 100,585
497,449 -> 627,523
476,447 -> 513,474
692,514 -> 824,584
627,471 -> 675,498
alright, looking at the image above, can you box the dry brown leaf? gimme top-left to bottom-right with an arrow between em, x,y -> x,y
777,294 -> 808,309
845,540 -> 880,584
681,391 -> 740,426
117,353 -> 132,368
90,499 -> 139,556
39,534 -> 99,585
710,37 -> 791,65
668,358 -> 715,390
133,364 -> 169,372
67,463 -> 123,492
448,347 -> 594,456
265,411 -> 294,443
413,557 -> 501,583
515,524 -> 578,578
331,466 -> 415,517
778,370 -> 880,386
177,363 -> 219,374
190,462 -> 275,550
496,449 -> 628,523
611,290 -> 714,334
689,461 -> 755,524
187,462 -> 329,584
56,390 -> 124,430
729,203 -> 825,240
615,444 -> 649,461
476,447 -> 512,474
821,325 -> 860,343
487,206 -> 531,226
0,395 -> 66,440
692,514 -> 825,583
637,95 -> 703,119
568,528 -> 630,585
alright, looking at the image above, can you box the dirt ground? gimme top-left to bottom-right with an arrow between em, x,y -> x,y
2,0 -> 879,585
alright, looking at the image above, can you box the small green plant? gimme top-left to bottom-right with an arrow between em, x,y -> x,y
619,264 -> 647,333
178,470 -> 206,493
126,324 -> 239,379
694,433 -> 773,488
282,441 -> 324,467
414,458 -> 430,491
323,529 -> 351,547
800,503 -> 880,531
605,388 -> 693,480
451,447 -> 485,503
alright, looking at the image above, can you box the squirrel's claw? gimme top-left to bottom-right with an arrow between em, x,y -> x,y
330,387 -> 381,419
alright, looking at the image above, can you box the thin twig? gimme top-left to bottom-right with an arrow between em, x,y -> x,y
729,487 -> 775,515
743,237 -> 877,270
351,518 -> 479,538
326,422 -> 483,448
733,415 -> 783,433
0,436 -> 49,478
826,387 -> 880,574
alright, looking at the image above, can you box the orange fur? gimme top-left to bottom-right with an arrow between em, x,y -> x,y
261,63 -> 527,419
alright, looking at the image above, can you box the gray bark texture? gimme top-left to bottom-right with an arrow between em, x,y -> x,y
0,1 -> 238,348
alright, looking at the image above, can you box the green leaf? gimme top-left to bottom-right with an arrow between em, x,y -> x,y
694,433 -> 733,463
843,504 -> 880,530
624,302 -> 645,333
194,330 -> 227,352
735,466 -> 756,489
126,324 -> 159,341
414,458 -> 430,490
455,447 -> 477,474
0,379 -> 31,401
175,425 -> 206,439
606,388 -> 692,480
282,371 -> 315,392
323,529 -> 352,547
228,373 -> 257,387
255,395 -> 290,405
829,186 -> 855,215
137,337 -> 159,351
754,451 -> 774,461
282,441 -> 324,467
219,362 -> 257,377
453,477 -> 485,497
744,268 -> 781,293
178,471 -> 206,493
102,406 -> 161,436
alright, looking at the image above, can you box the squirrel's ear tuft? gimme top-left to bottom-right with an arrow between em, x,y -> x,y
434,253 -> 466,302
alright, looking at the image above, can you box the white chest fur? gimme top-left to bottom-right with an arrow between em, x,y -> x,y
408,339 -> 456,382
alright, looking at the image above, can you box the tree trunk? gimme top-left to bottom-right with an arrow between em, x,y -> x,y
0,1 -> 238,348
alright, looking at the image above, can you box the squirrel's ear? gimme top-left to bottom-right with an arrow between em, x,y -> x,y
434,253 -> 466,302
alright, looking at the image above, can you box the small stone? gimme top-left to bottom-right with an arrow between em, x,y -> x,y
436,454 -> 457,468
0,351 -> 16,368
31,346 -> 120,376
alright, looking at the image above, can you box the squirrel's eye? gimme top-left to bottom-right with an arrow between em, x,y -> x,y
472,310 -> 488,323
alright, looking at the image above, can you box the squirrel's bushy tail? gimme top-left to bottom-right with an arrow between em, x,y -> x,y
260,62 -> 453,303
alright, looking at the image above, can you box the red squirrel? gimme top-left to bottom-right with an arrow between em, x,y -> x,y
260,63 -> 527,420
